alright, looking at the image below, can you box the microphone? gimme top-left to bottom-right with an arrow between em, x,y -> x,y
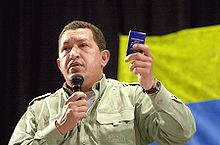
71,74 -> 84,92
70,74 -> 84,132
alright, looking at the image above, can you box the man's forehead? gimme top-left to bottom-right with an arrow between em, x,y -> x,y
61,28 -> 93,43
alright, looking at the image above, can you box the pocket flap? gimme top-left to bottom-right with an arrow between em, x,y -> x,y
97,107 -> 134,124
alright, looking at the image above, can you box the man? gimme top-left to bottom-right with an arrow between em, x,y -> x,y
9,20 -> 196,145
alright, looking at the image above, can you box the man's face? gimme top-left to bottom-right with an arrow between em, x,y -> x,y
57,28 -> 110,91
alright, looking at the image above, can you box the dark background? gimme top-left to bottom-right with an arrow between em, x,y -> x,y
1,0 -> 220,144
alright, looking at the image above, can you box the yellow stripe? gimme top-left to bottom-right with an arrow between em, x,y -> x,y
118,25 -> 220,103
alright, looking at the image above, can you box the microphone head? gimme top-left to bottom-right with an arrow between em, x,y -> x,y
70,74 -> 84,92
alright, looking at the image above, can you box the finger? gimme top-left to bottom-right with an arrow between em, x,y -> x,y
133,44 -> 153,57
131,67 -> 152,75
125,52 -> 152,63
64,104 -> 87,117
65,99 -> 87,109
63,108 -> 87,123
129,60 -> 152,72
68,105 -> 87,113
75,99 -> 87,107
66,92 -> 87,104
124,52 -> 141,62
75,106 -> 88,113
124,52 -> 147,62
77,112 -> 87,120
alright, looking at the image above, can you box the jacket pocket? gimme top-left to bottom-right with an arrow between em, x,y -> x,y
96,107 -> 136,145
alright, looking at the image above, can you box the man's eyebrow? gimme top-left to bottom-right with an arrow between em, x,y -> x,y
62,38 -> 89,45
76,38 -> 89,42
62,41 -> 69,45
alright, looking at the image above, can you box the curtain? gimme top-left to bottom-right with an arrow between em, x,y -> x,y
1,0 -> 220,144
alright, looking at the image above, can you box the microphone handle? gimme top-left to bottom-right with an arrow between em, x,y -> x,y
73,85 -> 82,132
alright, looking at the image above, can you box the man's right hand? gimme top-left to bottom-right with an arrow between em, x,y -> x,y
56,92 -> 87,134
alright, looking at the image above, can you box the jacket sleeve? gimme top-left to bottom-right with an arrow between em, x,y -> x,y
135,82 -> 196,145
8,105 -> 64,145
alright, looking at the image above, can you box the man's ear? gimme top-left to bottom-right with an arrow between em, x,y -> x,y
100,50 -> 110,67
57,58 -> 62,72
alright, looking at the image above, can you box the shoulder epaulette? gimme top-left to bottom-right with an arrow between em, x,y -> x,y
29,93 -> 51,106
128,83 -> 140,86
123,82 -> 140,87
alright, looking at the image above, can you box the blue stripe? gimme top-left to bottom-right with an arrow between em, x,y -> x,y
150,99 -> 220,145
187,99 -> 220,145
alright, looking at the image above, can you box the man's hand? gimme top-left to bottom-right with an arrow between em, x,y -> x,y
56,92 -> 87,134
124,44 -> 155,90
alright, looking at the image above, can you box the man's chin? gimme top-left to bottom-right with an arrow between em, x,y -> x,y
68,71 -> 85,78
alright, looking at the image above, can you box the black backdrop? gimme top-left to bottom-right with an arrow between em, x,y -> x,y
1,0 -> 220,144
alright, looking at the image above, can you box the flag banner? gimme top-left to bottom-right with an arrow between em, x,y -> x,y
118,25 -> 220,144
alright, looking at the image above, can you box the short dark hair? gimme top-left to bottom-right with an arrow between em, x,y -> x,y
58,20 -> 106,51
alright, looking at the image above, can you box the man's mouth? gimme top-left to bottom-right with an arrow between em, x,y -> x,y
68,62 -> 83,71
71,63 -> 81,67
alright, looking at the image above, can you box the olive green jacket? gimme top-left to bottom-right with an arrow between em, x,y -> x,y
9,76 -> 196,145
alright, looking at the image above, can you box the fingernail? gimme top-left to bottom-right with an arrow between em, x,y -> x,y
133,44 -> 137,48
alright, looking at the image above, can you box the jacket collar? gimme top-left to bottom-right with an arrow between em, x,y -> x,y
62,74 -> 107,97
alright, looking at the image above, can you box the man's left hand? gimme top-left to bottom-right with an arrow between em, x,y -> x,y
124,44 -> 155,90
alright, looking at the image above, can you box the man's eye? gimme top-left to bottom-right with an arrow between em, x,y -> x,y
63,47 -> 70,51
79,43 -> 89,48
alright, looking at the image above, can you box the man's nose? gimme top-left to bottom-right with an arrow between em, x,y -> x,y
70,46 -> 80,59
